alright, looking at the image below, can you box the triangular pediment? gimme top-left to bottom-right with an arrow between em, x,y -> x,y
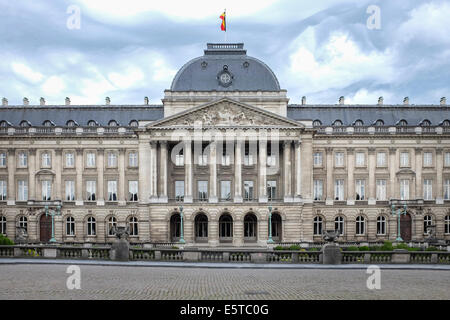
147,98 -> 304,129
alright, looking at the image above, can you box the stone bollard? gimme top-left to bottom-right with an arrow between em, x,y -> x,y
250,252 -> 266,263
43,248 -> 57,258
292,252 -> 299,263
322,243 -> 342,264
154,250 -> 161,260
223,252 -> 230,262
364,253 -> 371,264
431,254 -> 438,264
392,249 -> 410,263
183,251 -> 200,262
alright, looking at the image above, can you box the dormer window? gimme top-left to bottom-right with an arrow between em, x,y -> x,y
374,119 -> 384,126
0,121 -> 10,127
20,120 -> 31,127
313,120 -> 322,126
441,120 -> 450,126
42,120 -> 54,127
420,120 -> 431,126
66,120 -> 78,127
332,120 -> 343,126
87,120 -> 98,127
108,120 -> 118,127
354,120 -> 364,126
129,120 -> 138,127
397,119 -> 408,126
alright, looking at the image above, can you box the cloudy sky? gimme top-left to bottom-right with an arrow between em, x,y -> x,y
0,0 -> 449,105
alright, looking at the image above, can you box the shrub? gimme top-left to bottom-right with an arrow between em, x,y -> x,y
426,246 -> 438,251
394,243 -> 409,250
171,246 -> 179,250
380,241 -> 394,251
308,247 -> 319,252
288,245 -> 301,251
274,246 -> 284,251
359,246 -> 370,251
346,246 -> 359,251
369,246 -> 382,251
0,234 -> 14,246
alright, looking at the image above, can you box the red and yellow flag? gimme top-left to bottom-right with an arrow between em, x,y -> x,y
220,10 -> 226,31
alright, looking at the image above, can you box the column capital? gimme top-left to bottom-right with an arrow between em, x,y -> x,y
325,147 -> 333,154
160,140 -> 168,147
368,147 -> 376,155
294,140 -> 302,147
149,141 -> 157,148
7,148 -> 15,154
414,147 -> 422,153
118,147 -> 126,154
389,147 -> 396,155
283,140 -> 292,147
436,147 -> 443,155
347,147 -> 354,154
28,148 -> 36,155
54,148 -> 63,155
76,148 -> 83,155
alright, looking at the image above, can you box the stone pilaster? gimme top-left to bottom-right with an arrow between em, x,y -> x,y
75,148 -> 83,205
415,148 -> 422,200
28,148 -> 36,202
258,138 -> 268,202
138,139 -> 151,204
184,140 -> 193,203
234,140 -> 243,203
283,140 -> 293,202
294,140 -> 302,201
7,148 -> 15,205
150,142 -> 158,202
55,149 -> 62,201
347,148 -> 354,205
436,148 -> 443,204
118,148 -> 126,205
159,141 -> 168,203
325,147 -> 333,205
389,148 -> 396,200
97,148 -> 104,206
209,140 -> 218,203
368,147 -> 376,205
300,137 -> 313,202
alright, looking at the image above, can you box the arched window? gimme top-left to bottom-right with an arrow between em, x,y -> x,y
440,120 -> 450,126
354,120 -> 364,126
128,217 -> 138,236
0,216 -> 6,235
397,119 -> 408,126
108,120 -> 118,127
87,120 -> 98,127
377,216 -> 386,235
42,120 -> 54,127
445,216 -> 450,234
313,120 -> 322,126
195,213 -> 208,241
335,216 -> 344,235
170,214 -> 181,242
66,120 -> 78,127
129,120 -> 139,127
420,119 -> 431,126
356,216 -> 365,235
332,120 -> 343,126
374,119 -> 384,126
0,121 -> 10,127
66,216 -> 75,236
243,213 -> 257,241
20,120 -> 31,127
269,213 -> 282,241
87,217 -> 96,236
313,216 -> 323,235
19,216 -> 28,231
219,214 -> 233,241
108,216 -> 117,236
423,215 -> 433,233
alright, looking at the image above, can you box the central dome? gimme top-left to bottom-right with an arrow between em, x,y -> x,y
170,43 -> 281,92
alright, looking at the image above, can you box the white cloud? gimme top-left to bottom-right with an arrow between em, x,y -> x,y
41,76 -> 66,96
345,89 -> 394,104
108,66 -> 145,89
11,62 -> 44,83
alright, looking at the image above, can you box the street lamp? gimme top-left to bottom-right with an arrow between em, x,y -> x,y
45,205 -> 61,243
391,203 -> 407,242
267,206 -> 274,244
179,205 -> 186,244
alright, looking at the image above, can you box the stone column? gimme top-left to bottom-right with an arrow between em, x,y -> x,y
150,142 -> 158,202
436,148 -> 443,204
347,148 -> 354,205
234,140 -> 243,203
209,140 -> 218,203
159,141 -> 168,203
326,147 -> 333,205
75,148 -> 83,205
184,139 -> 193,203
7,148 -> 15,205
389,148 -> 396,200
368,147 -> 376,205
258,138 -> 268,203
118,148 -> 126,205
300,137 -> 313,201
138,139 -> 151,204
97,148 -> 104,206
415,148 -> 422,200
55,149 -> 62,201
283,140 -> 293,202
294,140 -> 302,201
28,148 -> 36,201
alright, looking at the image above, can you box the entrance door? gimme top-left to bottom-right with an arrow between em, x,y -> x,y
400,213 -> 412,241
40,214 -> 52,243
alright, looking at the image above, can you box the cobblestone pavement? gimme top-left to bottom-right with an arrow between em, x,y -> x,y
0,264 -> 449,300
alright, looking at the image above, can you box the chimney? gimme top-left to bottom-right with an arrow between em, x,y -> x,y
144,96 -> 149,105
378,96 -> 383,106
23,97 -> 29,106
40,97 -> 45,106
105,97 -> 111,105
1,97 -> 7,106
65,97 -> 71,105
339,96 -> 345,105
403,97 -> 409,105
301,96 -> 306,105
440,97 -> 446,106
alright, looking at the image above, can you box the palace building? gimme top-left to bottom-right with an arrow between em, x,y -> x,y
0,43 -> 450,246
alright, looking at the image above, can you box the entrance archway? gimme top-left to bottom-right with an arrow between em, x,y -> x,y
400,213 -> 412,241
40,214 -> 52,243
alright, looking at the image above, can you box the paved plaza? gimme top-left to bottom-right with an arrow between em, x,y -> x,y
0,261 -> 449,300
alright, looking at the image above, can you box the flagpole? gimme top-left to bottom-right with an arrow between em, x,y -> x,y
224,9 -> 227,43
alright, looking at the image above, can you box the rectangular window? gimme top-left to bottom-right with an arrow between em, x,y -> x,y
313,152 -> 323,166
42,180 -> 52,201
107,180 -> 117,201
42,152 -> 51,167
244,144 -> 254,166
244,181 -> 254,201
222,152 -> 231,166
355,153 -> 365,167
18,152 -> 28,167
376,179 -> 387,201
377,152 -> 386,167
423,152 -> 433,167
18,180 -> 28,201
86,153 -> 96,167
128,181 -> 138,201
65,153 -> 74,167
128,152 -> 138,167
0,152 -> 6,167
423,179 -> 433,200
220,181 -> 231,201
198,181 -> 208,201
107,153 -> 117,167
335,152 -> 344,167
400,152 -> 409,167
355,179 -> 365,200
334,179 -> 344,200
175,181 -> 184,201
198,154 -> 208,166
65,180 -> 75,201
86,180 -> 96,201
175,150 -> 184,166
445,153 -> 450,167
313,179 -> 323,201
444,179 -> 450,200
0,180 -> 6,200
400,179 -> 409,200
267,180 -> 277,201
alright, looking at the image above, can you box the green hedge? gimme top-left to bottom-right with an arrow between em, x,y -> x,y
0,234 -> 14,245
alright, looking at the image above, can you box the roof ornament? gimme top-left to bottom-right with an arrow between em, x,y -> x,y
243,61 -> 249,68
217,65 -> 233,87
23,97 -> 29,106
403,97 -> 409,105
201,61 -> 208,69
378,96 -> 383,106
338,96 -> 345,105
440,97 -> 446,106
144,96 -> 149,105
65,97 -> 71,106
301,96 -> 306,105
40,97 -> 45,106
105,97 -> 111,105
1,97 -> 7,106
